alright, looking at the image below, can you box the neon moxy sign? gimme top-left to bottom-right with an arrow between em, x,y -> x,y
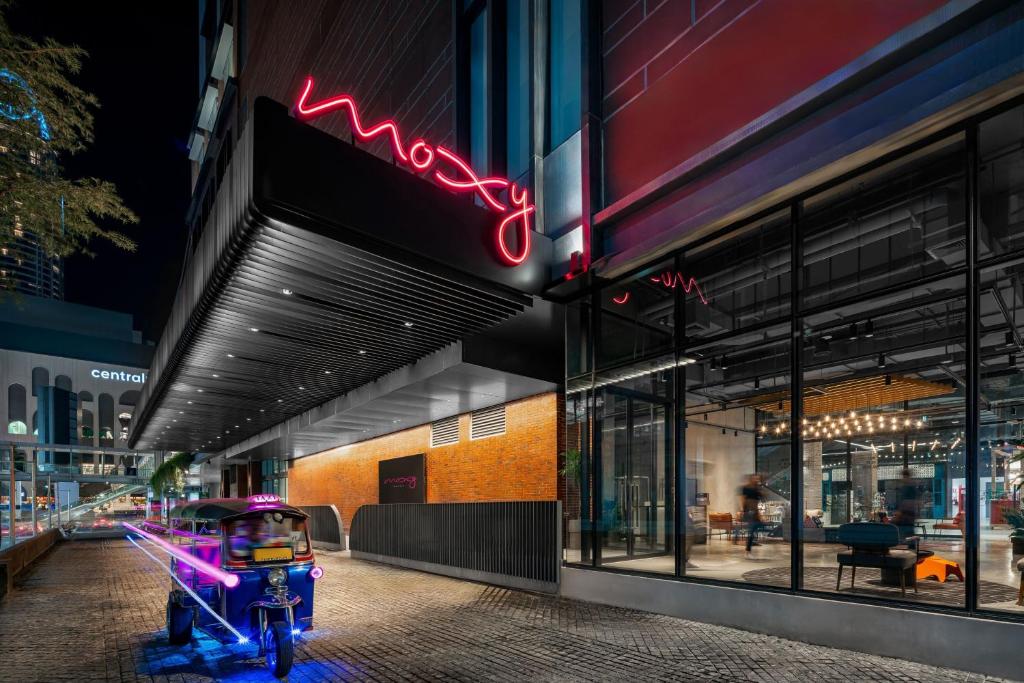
295,77 -> 535,266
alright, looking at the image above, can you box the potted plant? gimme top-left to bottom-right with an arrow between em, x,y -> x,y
1004,508 -> 1024,555
559,449 -> 582,549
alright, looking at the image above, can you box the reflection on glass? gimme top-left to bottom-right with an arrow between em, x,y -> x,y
802,136 -> 965,310
599,260 -> 674,368
978,262 -> 1024,614
802,288 -> 968,606
564,390 -> 591,565
227,515 -> 310,560
684,329 -> 792,586
684,210 -> 791,340
595,359 -> 674,574
979,104 -> 1024,258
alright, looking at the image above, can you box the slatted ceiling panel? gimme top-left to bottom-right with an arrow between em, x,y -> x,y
750,375 -> 955,416
133,218 -> 529,453
430,416 -> 459,447
470,405 -> 506,439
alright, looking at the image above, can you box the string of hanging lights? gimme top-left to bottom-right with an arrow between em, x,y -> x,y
758,410 -> 925,439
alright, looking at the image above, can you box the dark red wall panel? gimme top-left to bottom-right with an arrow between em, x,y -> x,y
602,0 -> 946,204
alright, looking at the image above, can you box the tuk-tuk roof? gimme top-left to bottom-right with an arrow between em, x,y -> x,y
169,495 -> 308,522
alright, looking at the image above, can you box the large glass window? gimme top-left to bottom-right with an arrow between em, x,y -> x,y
566,98 -> 1024,617
801,287 -> 967,606
563,388 -> 591,565
802,136 -> 966,310
683,210 -> 791,340
594,357 -> 674,574
506,0 -> 530,180
979,104 -> 1024,259
598,259 -> 675,368
684,324 -> 792,585
979,262 -> 1024,614
469,7 -> 489,177
7,383 -> 26,434
547,0 -> 580,151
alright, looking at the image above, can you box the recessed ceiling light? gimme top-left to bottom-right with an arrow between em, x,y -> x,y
246,418 -> 251,421
173,419 -> 177,422
404,321 -> 413,327
234,425 -> 239,428
187,401 -> 193,405
260,408 -> 265,412
277,399 -> 283,403
249,327 -> 259,333
298,386 -> 305,390
324,370 -> 331,374
358,350 -> 366,355
179,411 -> 184,414
197,389 -> 204,393
281,288 -> 293,295
227,353 -> 235,358
212,374 -> 219,378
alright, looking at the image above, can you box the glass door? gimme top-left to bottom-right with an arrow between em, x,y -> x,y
598,387 -> 672,567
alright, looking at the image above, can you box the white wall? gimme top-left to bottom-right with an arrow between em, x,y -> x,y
686,408 -> 755,514
0,349 -> 147,446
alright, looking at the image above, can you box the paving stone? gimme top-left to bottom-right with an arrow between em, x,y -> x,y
0,539 -> 1014,682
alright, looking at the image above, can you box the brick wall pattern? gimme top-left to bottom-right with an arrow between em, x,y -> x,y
287,393 -> 560,532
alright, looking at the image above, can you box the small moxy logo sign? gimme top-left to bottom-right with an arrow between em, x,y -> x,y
294,77 -> 535,266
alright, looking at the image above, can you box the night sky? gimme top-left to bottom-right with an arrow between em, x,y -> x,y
9,2 -> 198,342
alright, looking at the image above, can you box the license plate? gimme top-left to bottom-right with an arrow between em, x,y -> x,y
253,547 -> 293,563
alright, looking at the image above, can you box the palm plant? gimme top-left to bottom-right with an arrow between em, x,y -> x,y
149,452 -> 196,519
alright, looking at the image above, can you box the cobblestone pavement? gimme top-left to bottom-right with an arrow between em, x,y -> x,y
0,539 -> 1014,682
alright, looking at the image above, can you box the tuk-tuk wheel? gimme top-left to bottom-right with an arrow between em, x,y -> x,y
263,621 -> 294,678
166,597 -> 193,645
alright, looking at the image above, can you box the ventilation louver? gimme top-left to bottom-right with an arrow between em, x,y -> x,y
430,415 -> 459,447
470,405 -> 506,440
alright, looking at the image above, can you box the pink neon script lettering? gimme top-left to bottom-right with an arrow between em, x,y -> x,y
294,76 -> 534,266
383,476 -> 417,489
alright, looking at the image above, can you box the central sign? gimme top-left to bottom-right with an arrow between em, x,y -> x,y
294,77 -> 535,266
91,368 -> 147,384
378,454 -> 426,504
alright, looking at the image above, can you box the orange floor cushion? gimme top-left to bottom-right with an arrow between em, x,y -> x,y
917,556 -> 964,583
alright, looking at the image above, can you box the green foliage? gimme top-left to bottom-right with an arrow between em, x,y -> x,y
1004,508 -> 1024,539
149,452 -> 197,497
0,2 -> 136,272
559,448 -> 581,481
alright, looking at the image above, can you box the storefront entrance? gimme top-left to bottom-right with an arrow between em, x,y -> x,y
598,388 -> 673,566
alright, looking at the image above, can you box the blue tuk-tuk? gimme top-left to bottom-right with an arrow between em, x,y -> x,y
155,494 -> 319,678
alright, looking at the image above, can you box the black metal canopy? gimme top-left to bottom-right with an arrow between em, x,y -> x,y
130,98 -> 551,452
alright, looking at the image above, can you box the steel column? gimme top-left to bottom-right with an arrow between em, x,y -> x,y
790,201 -> 804,591
7,445 -> 15,548
965,124 -> 980,613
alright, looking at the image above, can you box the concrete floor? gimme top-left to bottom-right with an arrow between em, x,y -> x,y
0,538 -> 1015,682
567,530 -> 1024,614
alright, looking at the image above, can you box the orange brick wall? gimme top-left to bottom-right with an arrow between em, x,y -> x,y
287,393 -> 559,532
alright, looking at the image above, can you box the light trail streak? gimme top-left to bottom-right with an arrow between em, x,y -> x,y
123,521 -> 239,588
127,535 -> 249,644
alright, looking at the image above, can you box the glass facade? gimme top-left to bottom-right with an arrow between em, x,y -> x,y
547,0 -> 581,151
566,101 -> 1024,617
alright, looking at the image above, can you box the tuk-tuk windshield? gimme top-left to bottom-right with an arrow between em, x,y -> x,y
226,513 -> 310,561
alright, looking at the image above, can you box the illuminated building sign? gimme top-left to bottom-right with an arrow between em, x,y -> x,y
378,453 -> 426,504
294,77 -> 535,266
612,271 -> 709,305
91,368 -> 147,384
248,493 -> 280,503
